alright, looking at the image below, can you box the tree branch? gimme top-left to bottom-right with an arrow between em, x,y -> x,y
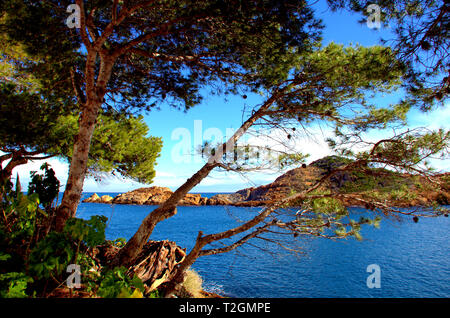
199,221 -> 276,256
128,47 -> 243,77
114,87 -> 286,267
75,0 -> 92,49
113,13 -> 213,57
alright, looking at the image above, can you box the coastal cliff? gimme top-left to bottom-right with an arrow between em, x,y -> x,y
83,156 -> 450,207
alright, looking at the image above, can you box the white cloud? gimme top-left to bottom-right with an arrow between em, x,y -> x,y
2,155 -> 69,191
407,102 -> 450,130
244,125 -> 334,165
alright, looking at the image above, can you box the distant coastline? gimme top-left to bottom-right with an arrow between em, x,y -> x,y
82,156 -> 450,209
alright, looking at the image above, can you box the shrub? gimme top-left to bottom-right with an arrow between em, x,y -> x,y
96,267 -> 145,298
180,268 -> 204,298
0,165 -> 151,298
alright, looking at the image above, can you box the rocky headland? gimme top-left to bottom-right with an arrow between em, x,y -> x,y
83,156 -> 450,208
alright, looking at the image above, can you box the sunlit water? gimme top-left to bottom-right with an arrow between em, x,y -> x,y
76,193 -> 450,298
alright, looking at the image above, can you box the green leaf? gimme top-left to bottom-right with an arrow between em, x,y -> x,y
0,272 -> 33,298
0,253 -> 11,262
354,231 -> 363,241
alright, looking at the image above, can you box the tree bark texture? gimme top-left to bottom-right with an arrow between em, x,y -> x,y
93,240 -> 186,295
56,54 -> 115,231
56,99 -> 101,231
127,240 -> 186,293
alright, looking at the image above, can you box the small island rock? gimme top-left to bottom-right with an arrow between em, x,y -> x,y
82,193 -> 100,203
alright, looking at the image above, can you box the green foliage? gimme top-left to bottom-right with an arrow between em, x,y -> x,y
25,216 -> 150,298
278,153 -> 309,169
0,36 -> 162,185
86,113 -> 163,183
110,237 -> 127,248
366,129 -> 450,171
360,216 -> 382,229
291,189 -> 384,242
390,185 -> 418,201
28,163 -> 60,209
96,267 -> 145,298
27,232 -> 75,279
0,272 -> 33,298
0,81 -> 67,153
25,215 -> 103,278
327,0 -> 448,108
0,251 -> 31,298
63,215 -> 108,248
0,170 -> 157,298
27,215 -> 107,280
308,197 -> 347,219
148,289 -> 161,298
365,187 -> 418,203
267,43 -> 409,138
1,180 -> 44,297
1,0 -> 447,298
0,31 -> 75,154
307,154 -> 439,198
3,0 -> 322,111
180,268 -> 204,298
441,175 -> 450,190
310,155 -> 353,171
337,169 -> 405,194
0,185 -> 44,242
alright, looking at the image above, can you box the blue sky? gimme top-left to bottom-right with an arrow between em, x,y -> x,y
8,1 -> 449,193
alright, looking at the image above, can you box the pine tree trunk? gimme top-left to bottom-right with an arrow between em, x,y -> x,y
55,100 -> 101,231
55,54 -> 114,231
0,156 -> 27,188
112,163 -> 218,267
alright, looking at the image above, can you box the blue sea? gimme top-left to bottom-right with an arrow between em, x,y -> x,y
76,192 -> 450,298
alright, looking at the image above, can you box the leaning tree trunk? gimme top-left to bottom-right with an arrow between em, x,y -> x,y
55,100 -> 102,231
55,54 -> 115,231
113,90 -> 282,267
112,163 -> 218,267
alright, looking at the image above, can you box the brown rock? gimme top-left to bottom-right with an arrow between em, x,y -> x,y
100,195 -> 114,203
82,193 -> 100,203
111,187 -> 206,206
113,187 -> 172,205
181,193 -> 202,205
206,194 -> 233,205
206,193 -> 247,205
145,192 -> 172,205
232,200 -> 270,207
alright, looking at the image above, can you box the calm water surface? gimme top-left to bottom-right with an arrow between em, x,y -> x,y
76,193 -> 450,298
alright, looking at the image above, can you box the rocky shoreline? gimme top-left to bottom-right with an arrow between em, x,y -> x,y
82,186 -> 264,206
83,156 -> 450,208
